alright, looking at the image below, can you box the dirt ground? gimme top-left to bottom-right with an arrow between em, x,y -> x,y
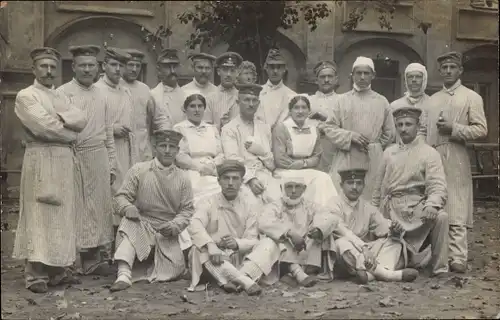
1,201 -> 499,320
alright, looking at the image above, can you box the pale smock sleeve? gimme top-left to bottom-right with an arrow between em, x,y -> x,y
15,90 -> 77,143
368,207 -> 390,238
379,103 -> 396,149
170,175 -> 195,231
257,123 -> 276,171
234,210 -> 259,254
114,164 -> 141,214
258,202 -> 291,241
311,203 -> 341,240
371,150 -> 389,209
187,199 -> 215,249
272,123 -> 294,169
323,98 -> 353,151
149,94 -> 172,131
221,125 -> 256,183
105,102 -> 118,175
424,150 -> 448,209
213,127 -> 225,166
173,126 -> 198,171
451,93 -> 488,141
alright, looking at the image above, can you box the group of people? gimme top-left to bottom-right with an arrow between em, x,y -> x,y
12,43 -> 487,296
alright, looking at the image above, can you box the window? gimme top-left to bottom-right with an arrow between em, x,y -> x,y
372,59 -> 400,103
470,0 -> 498,10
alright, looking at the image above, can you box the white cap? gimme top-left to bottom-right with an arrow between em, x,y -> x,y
352,56 -> 375,72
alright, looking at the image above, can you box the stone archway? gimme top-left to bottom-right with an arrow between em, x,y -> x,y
45,16 -> 158,87
201,31 -> 307,91
334,37 -> 424,100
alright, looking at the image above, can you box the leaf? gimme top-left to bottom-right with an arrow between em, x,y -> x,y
306,291 -> 327,299
282,291 -> 298,298
56,298 -> 68,310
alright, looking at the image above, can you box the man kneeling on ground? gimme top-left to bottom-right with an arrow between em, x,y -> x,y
110,129 -> 194,292
187,160 -> 262,296
333,167 -> 419,284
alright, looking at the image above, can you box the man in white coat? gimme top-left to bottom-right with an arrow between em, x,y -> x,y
182,52 -> 218,98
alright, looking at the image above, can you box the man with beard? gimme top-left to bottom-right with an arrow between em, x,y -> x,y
182,52 -> 218,98
57,45 -> 116,275
204,52 -> 243,131
334,167 -> 419,284
151,48 -> 187,126
257,48 -> 296,128
122,49 -> 171,162
390,63 -> 430,143
13,47 -> 87,293
324,56 -> 395,200
237,61 -> 258,85
221,83 -> 281,205
308,60 -> 340,172
423,52 -> 487,273
95,47 -> 137,227
110,129 -> 194,292
187,160 -> 262,296
372,106 -> 450,278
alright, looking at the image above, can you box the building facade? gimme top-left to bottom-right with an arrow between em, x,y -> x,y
0,0 -> 498,198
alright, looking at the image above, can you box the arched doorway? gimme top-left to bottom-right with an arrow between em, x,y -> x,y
45,16 -> 158,87
462,44 -> 499,143
201,32 -> 307,91
335,37 -> 423,101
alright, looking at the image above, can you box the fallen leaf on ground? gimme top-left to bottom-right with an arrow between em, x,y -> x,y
419,315 -> 438,319
106,296 -> 117,301
381,311 -> 403,317
431,284 -> 441,289
282,291 -> 298,297
25,298 -> 37,305
379,296 -> 400,308
326,301 -> 351,310
279,308 -> 293,312
228,305 -> 238,309
361,285 -> 378,292
402,285 -> 414,292
306,291 -> 327,299
308,311 -> 326,318
56,298 -> 68,310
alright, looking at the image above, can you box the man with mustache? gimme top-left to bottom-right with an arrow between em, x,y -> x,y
372,106 -> 450,278
57,45 -> 117,275
122,49 -> 171,162
95,47 -> 137,228
182,52 -> 218,98
204,52 -> 243,131
221,83 -> 281,205
257,48 -> 296,128
187,160 -> 262,296
324,56 -> 395,200
389,63 -> 430,144
151,48 -> 187,126
237,60 -> 258,85
308,60 -> 340,172
423,52 -> 487,273
13,47 -> 87,293
110,129 -> 194,292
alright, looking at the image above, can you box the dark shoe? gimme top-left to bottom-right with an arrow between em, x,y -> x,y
355,270 -> 369,284
110,280 -> 131,292
246,283 -> 262,296
221,283 -> 239,293
450,262 -> 467,274
28,282 -> 48,294
299,276 -> 318,288
401,268 -> 419,282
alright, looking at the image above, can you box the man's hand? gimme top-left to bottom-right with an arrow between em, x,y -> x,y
244,141 -> 267,157
362,246 -> 377,271
159,222 -> 181,238
288,160 -> 305,170
220,235 -> 238,250
124,206 -> 140,221
207,243 -> 225,266
110,173 -> 116,186
389,220 -> 405,237
436,118 -> 453,135
351,132 -> 370,152
113,124 -> 130,138
309,111 -> 328,122
287,230 -> 306,252
307,228 -> 323,241
421,206 -> 439,223
248,178 -> 265,195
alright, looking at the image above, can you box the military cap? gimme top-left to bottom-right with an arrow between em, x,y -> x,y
216,52 -> 243,68
69,45 -> 100,58
125,49 -> 145,62
392,106 -> 422,120
154,129 -> 183,145
265,48 -> 286,65
216,159 -> 246,177
105,47 -> 131,64
157,48 -> 180,64
239,60 -> 257,73
314,60 -> 338,76
338,168 -> 368,182
236,83 -> 263,96
188,52 -> 216,63
30,47 -> 61,62
437,51 -> 462,66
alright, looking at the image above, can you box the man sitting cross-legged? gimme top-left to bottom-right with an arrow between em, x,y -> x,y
238,175 -> 341,287
110,129 -> 195,292
187,160 -> 262,296
333,167 -> 419,284
372,106 -> 450,278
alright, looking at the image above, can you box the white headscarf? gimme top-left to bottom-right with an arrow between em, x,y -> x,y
404,63 -> 428,105
352,57 -> 375,92
281,175 -> 306,206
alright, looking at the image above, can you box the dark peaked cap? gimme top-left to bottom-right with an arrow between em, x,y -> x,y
125,49 -> 145,61
157,48 -> 180,64
189,52 -> 216,62
338,168 -> 368,182
216,52 -> 243,68
153,129 -> 183,145
69,45 -> 100,57
236,83 -> 263,96
437,51 -> 462,66
392,106 -> 422,120
217,159 -> 246,177
105,47 -> 131,64
30,47 -> 61,62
